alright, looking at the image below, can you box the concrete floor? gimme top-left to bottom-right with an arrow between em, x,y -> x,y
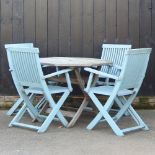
0,110 -> 155,155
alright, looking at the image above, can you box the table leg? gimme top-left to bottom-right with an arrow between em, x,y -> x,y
67,97 -> 89,127
67,68 -> 98,128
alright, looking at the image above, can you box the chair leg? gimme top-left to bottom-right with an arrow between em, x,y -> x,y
87,112 -> 102,130
7,92 -> 36,116
7,93 -> 39,118
27,94 -> 38,120
103,110 -> 124,136
19,92 -> 44,122
35,97 -> 46,111
114,95 -> 136,121
128,106 -> 149,130
87,110 -> 124,136
9,103 -> 27,127
120,96 -> 148,126
88,91 -> 124,136
114,97 -> 138,123
9,92 -> 47,129
7,98 -> 23,116
52,100 -> 69,127
114,98 -> 129,116
38,91 -> 70,133
9,103 -> 43,131
114,96 -> 148,131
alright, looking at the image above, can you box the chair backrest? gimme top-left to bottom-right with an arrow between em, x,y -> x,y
6,47 -> 44,88
118,48 -> 151,91
5,43 -> 34,49
101,44 -> 131,76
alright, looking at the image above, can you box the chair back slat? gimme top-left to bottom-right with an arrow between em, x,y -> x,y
119,48 -> 151,90
101,44 -> 131,76
5,43 -> 34,48
6,47 -> 43,87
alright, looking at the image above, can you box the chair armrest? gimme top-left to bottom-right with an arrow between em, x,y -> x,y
84,67 -> 119,80
43,69 -> 72,79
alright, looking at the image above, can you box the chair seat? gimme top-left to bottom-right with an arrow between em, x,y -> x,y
26,85 -> 69,94
90,86 -> 134,96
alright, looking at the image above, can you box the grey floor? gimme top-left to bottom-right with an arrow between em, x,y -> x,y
0,110 -> 155,155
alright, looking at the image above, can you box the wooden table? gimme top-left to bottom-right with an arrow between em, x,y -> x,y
40,57 -> 111,127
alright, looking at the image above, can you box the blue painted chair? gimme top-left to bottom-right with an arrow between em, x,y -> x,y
5,43 -> 35,116
87,44 -> 131,113
6,47 -> 72,133
84,48 -> 151,136
5,43 -> 57,116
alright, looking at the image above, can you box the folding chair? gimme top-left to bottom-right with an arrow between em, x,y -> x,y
87,44 -> 131,113
6,47 -> 72,133
5,43 -> 35,116
5,43 -> 57,116
84,48 -> 151,136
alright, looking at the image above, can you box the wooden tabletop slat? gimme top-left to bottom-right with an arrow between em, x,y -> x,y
40,57 -> 111,67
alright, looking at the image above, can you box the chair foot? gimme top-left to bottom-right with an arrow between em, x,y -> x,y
86,127 -> 91,130
37,128 -> 46,133
86,125 -> 93,130
114,131 -> 124,137
8,123 -> 13,127
142,125 -> 149,131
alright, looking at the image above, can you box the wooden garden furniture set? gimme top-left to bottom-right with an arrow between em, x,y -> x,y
4,43 -> 152,136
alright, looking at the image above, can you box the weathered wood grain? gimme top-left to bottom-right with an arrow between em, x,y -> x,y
0,0 -> 154,95
59,0 -> 71,56
139,0 -> 152,95
12,0 -> 24,43
36,0 -> 47,57
129,0 -> 140,48
93,0 -> 106,58
24,0 -> 35,43
40,57 -> 111,67
70,0 -> 82,57
82,0 -> 93,57
0,0 -> 14,94
117,0 -> 128,43
48,0 -> 59,57
106,0 -> 117,43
